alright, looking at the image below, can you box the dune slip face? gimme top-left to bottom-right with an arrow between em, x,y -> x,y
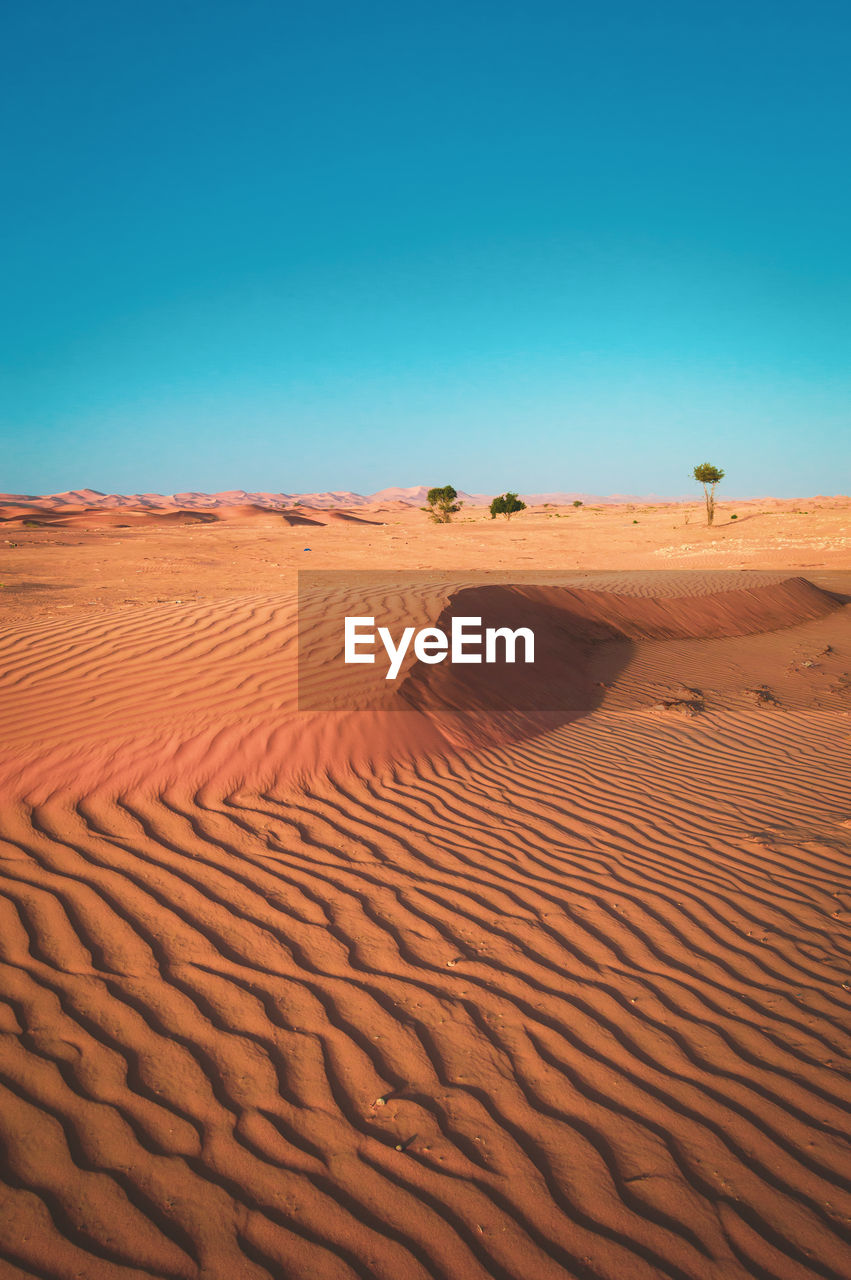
0,572 -> 850,1280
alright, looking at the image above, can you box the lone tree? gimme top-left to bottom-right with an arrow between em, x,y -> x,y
489,492 -> 527,520
425,485 -> 462,523
693,462 -> 725,526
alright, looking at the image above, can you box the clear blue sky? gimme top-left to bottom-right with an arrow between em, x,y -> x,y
3,0 -> 849,497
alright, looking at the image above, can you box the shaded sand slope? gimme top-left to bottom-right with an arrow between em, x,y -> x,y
397,578 -> 843,726
0,576 -> 849,1279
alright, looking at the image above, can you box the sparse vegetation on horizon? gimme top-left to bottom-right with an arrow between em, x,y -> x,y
693,462 -> 725,526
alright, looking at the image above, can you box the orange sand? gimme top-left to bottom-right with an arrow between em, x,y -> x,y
0,497 -> 849,1279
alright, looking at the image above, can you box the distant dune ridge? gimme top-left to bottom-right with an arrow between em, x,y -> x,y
0,485 -> 733,512
0,487 -> 681,531
1,486 -> 846,532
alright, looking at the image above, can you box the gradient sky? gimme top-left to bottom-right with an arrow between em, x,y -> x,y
3,0 -> 850,497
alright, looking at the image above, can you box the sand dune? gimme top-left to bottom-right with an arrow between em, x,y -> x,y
9,487 -> 847,517
0,502 -> 384,531
279,511 -> 326,527
1,566 -> 849,1278
317,510 -> 384,525
0,504 -> 220,529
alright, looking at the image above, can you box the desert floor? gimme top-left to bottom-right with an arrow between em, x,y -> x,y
0,499 -> 849,1279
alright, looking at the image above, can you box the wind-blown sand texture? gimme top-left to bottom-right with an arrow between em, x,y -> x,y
1,506 -> 850,1279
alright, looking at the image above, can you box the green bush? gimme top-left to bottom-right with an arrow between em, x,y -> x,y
424,485 -> 462,523
489,492 -> 527,520
692,462 -> 725,526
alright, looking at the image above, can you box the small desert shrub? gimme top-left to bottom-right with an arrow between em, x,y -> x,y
489,492 -> 527,520
424,485 -> 462,523
692,462 -> 725,526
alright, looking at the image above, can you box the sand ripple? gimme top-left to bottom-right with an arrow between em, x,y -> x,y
1,576 -> 849,1278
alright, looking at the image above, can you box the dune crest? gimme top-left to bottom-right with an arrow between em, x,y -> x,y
2,576 -> 841,797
